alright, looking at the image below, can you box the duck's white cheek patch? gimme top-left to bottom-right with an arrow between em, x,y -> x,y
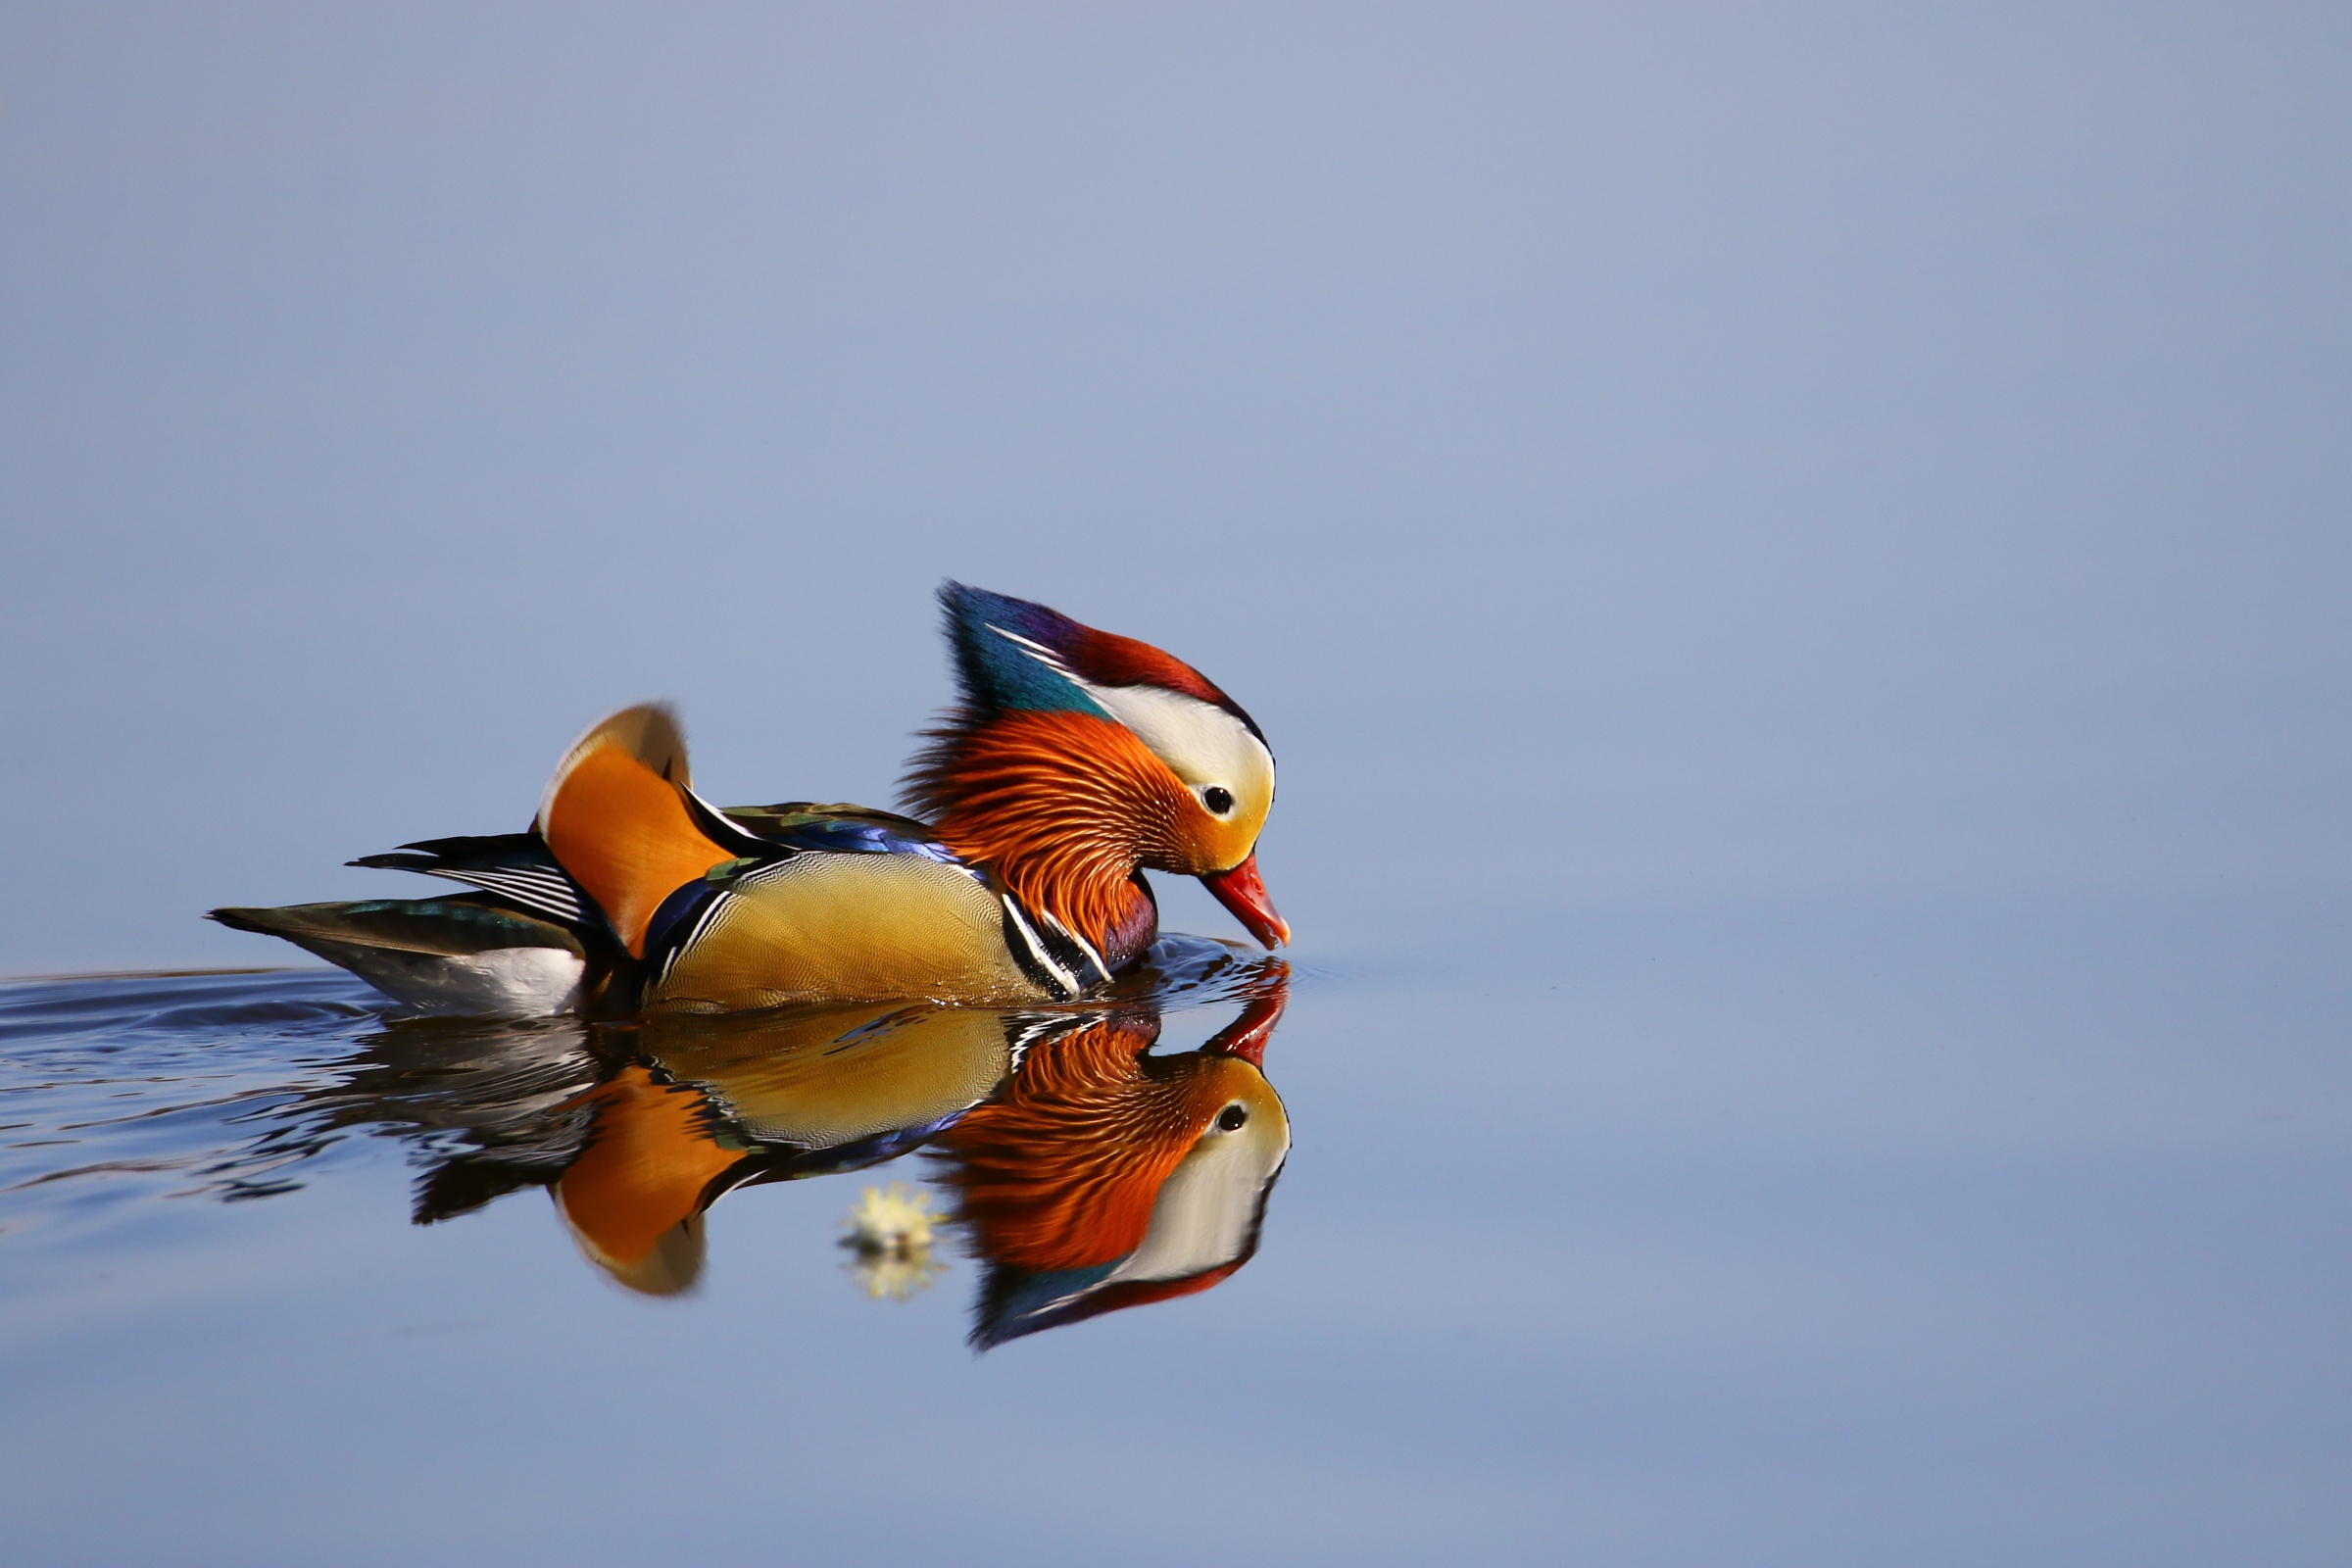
1079,684 -> 1274,802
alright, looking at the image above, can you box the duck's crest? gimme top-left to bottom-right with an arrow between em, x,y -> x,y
935,582 -> 1259,734
938,583 -> 1108,718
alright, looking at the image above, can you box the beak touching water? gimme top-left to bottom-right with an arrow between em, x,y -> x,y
1200,853 -> 1290,949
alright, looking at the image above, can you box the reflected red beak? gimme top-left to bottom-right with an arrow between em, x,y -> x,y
1200,852 -> 1290,949
1203,984 -> 1288,1067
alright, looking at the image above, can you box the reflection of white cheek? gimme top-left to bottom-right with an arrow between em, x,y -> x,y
1106,1112 -> 1290,1286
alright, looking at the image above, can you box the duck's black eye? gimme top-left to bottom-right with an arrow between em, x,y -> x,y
1203,786 -> 1235,815
1217,1103 -> 1248,1131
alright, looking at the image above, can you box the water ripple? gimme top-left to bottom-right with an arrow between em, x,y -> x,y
0,969 -> 386,1233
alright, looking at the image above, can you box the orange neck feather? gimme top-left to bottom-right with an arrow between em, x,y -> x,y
904,709 -> 1190,963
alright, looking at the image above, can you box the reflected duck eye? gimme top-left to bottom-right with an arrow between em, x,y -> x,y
1203,787 -> 1235,815
1216,1103 -> 1248,1131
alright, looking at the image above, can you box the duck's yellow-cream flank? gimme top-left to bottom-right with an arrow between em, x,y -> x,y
210,583 -> 1287,1015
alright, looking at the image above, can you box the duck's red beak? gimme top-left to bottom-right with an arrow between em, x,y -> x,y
1200,853 -> 1290,948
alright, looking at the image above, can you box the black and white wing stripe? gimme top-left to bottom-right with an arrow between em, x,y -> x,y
413,862 -> 586,923
349,834 -> 592,927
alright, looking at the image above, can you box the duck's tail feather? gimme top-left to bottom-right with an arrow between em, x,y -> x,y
212,703 -> 766,1004
206,898 -> 588,1015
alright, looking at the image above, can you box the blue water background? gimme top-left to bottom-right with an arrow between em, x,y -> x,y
2,4 -> 2347,1562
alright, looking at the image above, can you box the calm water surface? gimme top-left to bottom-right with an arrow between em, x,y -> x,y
3,898 -> 2346,1565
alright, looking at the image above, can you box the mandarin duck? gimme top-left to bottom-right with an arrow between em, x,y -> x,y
931,982 -> 1290,1348
212,584 -> 1286,1015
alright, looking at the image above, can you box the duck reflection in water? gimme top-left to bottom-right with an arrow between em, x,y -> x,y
931,975 -> 1287,1347
273,943 -> 1290,1346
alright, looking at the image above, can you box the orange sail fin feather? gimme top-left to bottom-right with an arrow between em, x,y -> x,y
537,706 -> 731,958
